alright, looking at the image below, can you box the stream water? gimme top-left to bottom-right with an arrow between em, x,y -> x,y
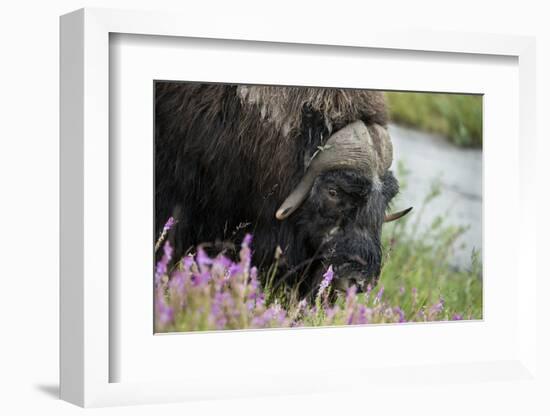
389,124 -> 482,270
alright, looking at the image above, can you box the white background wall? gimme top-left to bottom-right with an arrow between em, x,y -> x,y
0,1 -> 548,414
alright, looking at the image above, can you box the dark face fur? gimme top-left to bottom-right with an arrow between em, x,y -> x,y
295,168 -> 399,294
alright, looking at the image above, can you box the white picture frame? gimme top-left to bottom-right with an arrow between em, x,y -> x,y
60,7 -> 538,408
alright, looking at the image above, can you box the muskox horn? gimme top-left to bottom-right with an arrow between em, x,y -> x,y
276,120 -> 392,220
384,206 -> 413,222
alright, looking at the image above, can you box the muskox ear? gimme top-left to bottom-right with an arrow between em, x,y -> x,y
384,207 -> 413,222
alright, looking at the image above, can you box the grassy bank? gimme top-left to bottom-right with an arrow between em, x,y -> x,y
385,91 -> 483,148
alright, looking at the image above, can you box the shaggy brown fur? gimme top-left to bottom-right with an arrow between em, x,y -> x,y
155,82 -> 392,295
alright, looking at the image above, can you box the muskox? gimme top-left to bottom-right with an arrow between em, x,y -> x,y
155,82 -> 411,297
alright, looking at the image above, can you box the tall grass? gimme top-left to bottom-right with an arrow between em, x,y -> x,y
385,92 -> 483,148
154,171 -> 482,332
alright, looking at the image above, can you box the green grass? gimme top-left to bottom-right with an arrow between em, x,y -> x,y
156,164 -> 483,331
262,169 -> 483,325
385,91 -> 483,148
254,162 -> 481,326
374,190 -> 482,321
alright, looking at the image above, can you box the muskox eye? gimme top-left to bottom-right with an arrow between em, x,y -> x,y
328,188 -> 338,198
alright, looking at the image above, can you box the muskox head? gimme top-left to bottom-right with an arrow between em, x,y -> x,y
275,119 -> 412,293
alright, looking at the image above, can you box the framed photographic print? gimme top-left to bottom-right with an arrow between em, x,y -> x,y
151,81 -> 482,333
60,7 -> 539,408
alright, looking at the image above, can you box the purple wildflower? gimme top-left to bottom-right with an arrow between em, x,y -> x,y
168,270 -> 186,292
228,263 -> 244,277
255,292 -> 266,308
263,304 -> 287,327
163,217 -> 176,233
429,296 -> 445,318
317,265 -> 334,298
375,286 -> 385,304
214,254 -> 232,269
155,217 -> 177,252
346,285 -> 358,303
394,306 -> 406,323
196,247 -> 213,271
240,234 -> 253,270
357,305 -> 368,324
152,231 -> 458,331
276,309 -> 287,326
364,283 -> 373,302
251,307 -> 277,328
242,233 -> 253,247
155,241 -> 173,285
325,305 -> 340,323
192,271 -> 211,286
182,255 -> 194,270
155,292 -> 174,328
246,299 -> 255,311
210,292 -> 232,329
247,267 -> 260,302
